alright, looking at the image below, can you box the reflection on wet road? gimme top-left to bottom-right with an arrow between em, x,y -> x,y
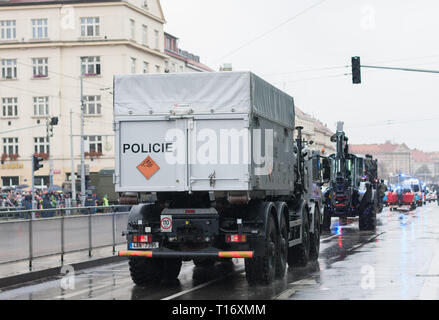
1,204 -> 439,300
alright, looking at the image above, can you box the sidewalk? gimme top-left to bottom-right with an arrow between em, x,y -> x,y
0,244 -> 127,289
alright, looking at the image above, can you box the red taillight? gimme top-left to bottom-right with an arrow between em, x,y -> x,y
185,210 -> 195,213
226,234 -> 247,243
133,235 -> 152,243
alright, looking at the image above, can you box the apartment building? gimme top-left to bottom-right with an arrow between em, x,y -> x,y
0,0 -> 211,188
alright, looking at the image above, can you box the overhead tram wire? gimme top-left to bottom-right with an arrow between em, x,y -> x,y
212,0 -> 329,64
345,116 -> 439,129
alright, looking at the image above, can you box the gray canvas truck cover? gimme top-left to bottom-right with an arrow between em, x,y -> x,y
114,71 -> 295,128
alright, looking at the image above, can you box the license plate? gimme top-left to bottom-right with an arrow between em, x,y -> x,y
129,242 -> 159,249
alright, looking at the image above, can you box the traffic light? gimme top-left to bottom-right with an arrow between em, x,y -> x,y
47,117 -> 58,137
50,117 -> 58,126
33,155 -> 44,172
352,56 -> 361,84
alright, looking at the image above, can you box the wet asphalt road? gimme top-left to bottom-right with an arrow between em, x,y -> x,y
1,203 -> 439,300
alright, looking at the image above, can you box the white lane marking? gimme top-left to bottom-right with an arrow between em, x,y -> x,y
321,234 -> 338,241
419,245 -> 439,300
347,233 -> 384,253
161,267 -> 245,300
275,288 -> 296,300
275,277 -> 317,300
289,278 -> 317,286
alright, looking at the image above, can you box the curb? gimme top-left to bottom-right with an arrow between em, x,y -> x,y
0,255 -> 128,290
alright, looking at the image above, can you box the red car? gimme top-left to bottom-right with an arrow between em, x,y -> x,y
387,187 -> 417,211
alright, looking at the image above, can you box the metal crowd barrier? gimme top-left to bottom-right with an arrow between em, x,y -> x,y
0,205 -> 132,270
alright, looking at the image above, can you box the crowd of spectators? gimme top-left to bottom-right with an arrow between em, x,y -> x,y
0,189 -> 110,217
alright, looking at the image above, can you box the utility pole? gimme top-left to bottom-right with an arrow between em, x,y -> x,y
80,73 -> 86,206
46,118 -> 53,188
70,108 -> 77,207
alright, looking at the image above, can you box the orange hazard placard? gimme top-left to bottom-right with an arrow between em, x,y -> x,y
137,156 -> 160,180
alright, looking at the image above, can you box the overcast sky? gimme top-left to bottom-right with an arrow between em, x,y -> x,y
161,0 -> 439,152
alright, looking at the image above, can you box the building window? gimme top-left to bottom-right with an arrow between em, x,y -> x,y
85,136 -> 102,153
143,61 -> 149,73
84,95 -> 101,115
142,24 -> 148,45
33,96 -> 49,116
166,37 -> 171,50
1,59 -> 17,79
2,137 -> 18,155
0,20 -> 16,40
34,176 -> 49,188
154,30 -> 159,49
34,137 -> 50,154
130,19 -> 135,40
32,58 -> 48,78
2,176 -> 19,187
80,17 -> 100,37
2,97 -> 18,117
81,56 -> 101,76
130,57 -> 136,74
32,19 -> 48,39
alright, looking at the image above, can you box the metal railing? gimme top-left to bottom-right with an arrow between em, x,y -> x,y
0,205 -> 131,270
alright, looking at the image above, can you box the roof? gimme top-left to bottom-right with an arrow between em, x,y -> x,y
349,141 -> 401,154
1,0 -> 167,21
0,0 -> 118,5
411,149 -> 433,163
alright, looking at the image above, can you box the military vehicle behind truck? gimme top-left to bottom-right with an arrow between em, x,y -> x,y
322,122 -> 380,231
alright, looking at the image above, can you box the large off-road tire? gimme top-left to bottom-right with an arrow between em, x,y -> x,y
245,214 -> 277,285
322,207 -> 331,232
163,258 -> 183,280
309,205 -> 321,261
193,258 -> 216,268
129,257 -> 164,285
275,214 -> 288,278
359,205 -> 376,231
287,207 -> 310,267
129,257 -> 182,285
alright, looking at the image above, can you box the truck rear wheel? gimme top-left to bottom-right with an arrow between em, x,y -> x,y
287,207 -> 310,267
129,257 -> 182,285
245,214 -> 277,285
309,205 -> 321,261
128,257 -> 164,285
275,214 -> 288,278
163,258 -> 182,280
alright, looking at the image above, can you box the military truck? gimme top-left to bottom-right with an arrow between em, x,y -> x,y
114,72 -> 330,285
90,168 -> 119,204
322,122 -> 379,231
